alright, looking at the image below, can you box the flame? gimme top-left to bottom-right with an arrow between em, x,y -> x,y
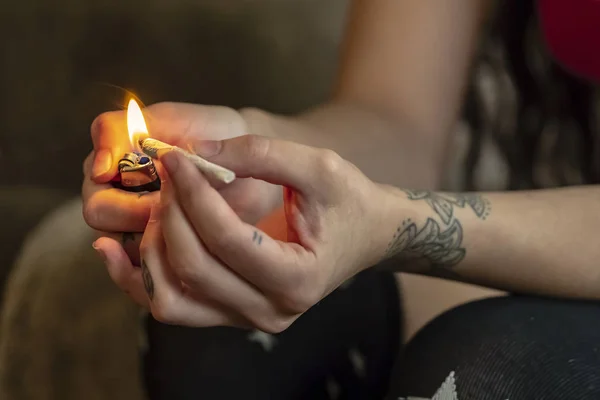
127,98 -> 149,150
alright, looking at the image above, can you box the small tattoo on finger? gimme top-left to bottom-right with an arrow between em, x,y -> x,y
252,231 -> 263,245
141,259 -> 155,300
122,232 -> 136,246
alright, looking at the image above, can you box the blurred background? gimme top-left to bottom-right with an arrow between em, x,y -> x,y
0,1 -> 598,399
0,2 -> 350,399
0,0 -> 348,290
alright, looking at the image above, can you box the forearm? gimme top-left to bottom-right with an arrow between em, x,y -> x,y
241,103 -> 444,189
377,185 -> 600,299
240,0 -> 492,190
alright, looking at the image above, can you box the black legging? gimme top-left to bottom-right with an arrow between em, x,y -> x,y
388,296 -> 600,400
143,269 -> 401,400
143,271 -> 600,400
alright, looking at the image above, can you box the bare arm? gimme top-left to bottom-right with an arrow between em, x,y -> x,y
377,186 -> 600,299
242,0 -> 492,189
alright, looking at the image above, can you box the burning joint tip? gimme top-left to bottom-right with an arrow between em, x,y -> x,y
128,133 -> 148,153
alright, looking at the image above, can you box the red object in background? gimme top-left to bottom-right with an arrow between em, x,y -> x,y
538,0 -> 600,82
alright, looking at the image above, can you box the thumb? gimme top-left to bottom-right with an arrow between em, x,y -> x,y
192,135 -> 326,192
90,111 -> 130,182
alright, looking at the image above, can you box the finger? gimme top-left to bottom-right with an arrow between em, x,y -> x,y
82,175 -> 158,231
140,203 -> 235,327
93,236 -> 149,308
97,231 -> 144,266
83,151 -> 94,177
162,151 -> 314,296
160,180 -> 283,330
142,102 -> 247,145
191,135 -> 328,193
90,110 -> 131,182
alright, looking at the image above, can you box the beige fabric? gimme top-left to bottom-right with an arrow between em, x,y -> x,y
0,198 -> 145,400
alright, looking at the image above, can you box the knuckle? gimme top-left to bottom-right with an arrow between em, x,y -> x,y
278,287 -> 317,316
169,253 -> 201,284
316,149 -> 344,177
279,291 -> 314,315
253,314 -> 295,334
277,272 -> 322,315
151,293 -> 179,324
238,106 -> 266,122
82,200 -> 102,229
90,112 -> 113,142
151,307 -> 176,325
150,102 -> 176,116
212,105 -> 242,121
242,134 -> 270,163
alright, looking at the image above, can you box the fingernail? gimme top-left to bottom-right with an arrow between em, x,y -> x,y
92,242 -> 107,261
193,140 -> 222,158
92,149 -> 112,179
161,151 -> 179,174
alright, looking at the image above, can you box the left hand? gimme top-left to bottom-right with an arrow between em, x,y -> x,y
83,103 -> 282,266
93,135 -> 396,332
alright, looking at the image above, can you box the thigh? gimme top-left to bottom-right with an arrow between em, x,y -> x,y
388,296 -> 600,400
143,269 -> 401,400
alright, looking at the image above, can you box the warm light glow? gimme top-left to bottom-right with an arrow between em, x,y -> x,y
127,98 -> 149,150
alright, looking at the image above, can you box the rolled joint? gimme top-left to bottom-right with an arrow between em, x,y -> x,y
139,137 -> 172,159
137,137 -> 236,185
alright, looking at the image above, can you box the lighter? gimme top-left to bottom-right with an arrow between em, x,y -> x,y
111,97 -> 234,193
113,152 -> 161,193
112,152 -> 160,266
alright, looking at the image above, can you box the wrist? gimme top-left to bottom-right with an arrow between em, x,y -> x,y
364,184 -> 427,269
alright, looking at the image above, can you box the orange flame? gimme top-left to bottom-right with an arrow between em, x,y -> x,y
127,98 -> 149,151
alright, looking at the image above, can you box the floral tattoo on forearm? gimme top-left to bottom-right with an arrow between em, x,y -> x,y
384,190 -> 491,276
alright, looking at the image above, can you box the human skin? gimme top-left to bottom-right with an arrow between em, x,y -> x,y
95,134 -> 600,331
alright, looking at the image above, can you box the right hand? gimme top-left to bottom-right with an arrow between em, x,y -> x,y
82,102 -> 281,265
95,135 -> 397,330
